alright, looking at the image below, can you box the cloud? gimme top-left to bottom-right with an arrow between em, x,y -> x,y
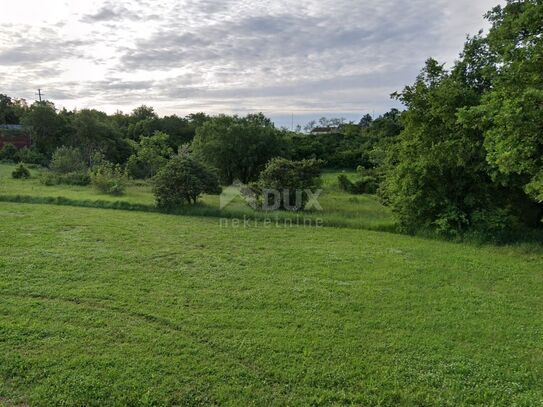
0,0 -> 503,123
80,2 -> 143,22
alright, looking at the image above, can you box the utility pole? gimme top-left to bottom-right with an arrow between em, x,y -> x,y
36,89 -> 43,102
291,113 -> 294,131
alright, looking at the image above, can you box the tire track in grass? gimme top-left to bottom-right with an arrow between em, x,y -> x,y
0,290 -> 296,404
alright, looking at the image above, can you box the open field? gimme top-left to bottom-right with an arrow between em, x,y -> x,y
0,164 -> 394,231
1,202 -> 542,406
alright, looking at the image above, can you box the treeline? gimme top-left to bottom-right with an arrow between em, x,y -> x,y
379,0 -> 543,239
0,97 -> 402,179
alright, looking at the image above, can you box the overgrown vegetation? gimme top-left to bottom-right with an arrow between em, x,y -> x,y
381,1 -> 543,239
90,161 -> 129,196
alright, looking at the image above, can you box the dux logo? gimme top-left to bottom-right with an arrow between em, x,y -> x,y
220,180 -> 257,210
220,180 -> 323,211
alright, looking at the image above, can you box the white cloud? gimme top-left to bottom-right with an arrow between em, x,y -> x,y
0,0 -> 503,125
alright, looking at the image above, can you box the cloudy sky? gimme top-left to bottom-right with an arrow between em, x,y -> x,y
0,0 -> 502,127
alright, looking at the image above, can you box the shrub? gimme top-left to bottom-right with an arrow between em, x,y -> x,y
153,156 -> 221,209
251,158 -> 323,211
50,146 -> 86,174
0,143 -> 17,162
338,174 -> 379,194
90,161 -> 129,195
39,171 -> 90,186
11,163 -> 30,179
15,147 -> 47,166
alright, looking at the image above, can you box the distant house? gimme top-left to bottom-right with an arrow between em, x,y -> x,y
0,124 -> 32,149
310,126 -> 341,135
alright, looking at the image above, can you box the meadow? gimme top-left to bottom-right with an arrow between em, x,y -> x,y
1,163 -> 543,406
0,164 -> 394,231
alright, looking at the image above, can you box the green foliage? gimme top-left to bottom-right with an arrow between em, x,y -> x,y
126,132 -> 173,179
0,143 -> 17,162
11,163 -> 30,179
70,109 -> 129,165
381,0 -> 543,238
15,147 -> 47,165
90,161 -> 129,195
21,101 -> 67,156
289,110 -> 403,170
252,158 -> 323,211
0,94 -> 24,124
192,113 -> 286,184
50,146 -> 87,174
40,171 -> 91,186
459,1 -> 543,208
338,172 -> 379,195
152,155 -> 221,209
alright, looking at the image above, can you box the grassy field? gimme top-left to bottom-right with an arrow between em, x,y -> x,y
1,202 -> 542,406
0,163 -> 394,231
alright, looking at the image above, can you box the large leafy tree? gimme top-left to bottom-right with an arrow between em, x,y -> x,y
21,101 -> 67,156
0,94 -> 24,124
71,109 -> 129,165
192,113 -> 287,184
382,59 -> 500,234
383,0 -> 543,236
463,1 -> 543,206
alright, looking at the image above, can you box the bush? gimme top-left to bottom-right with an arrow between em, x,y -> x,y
39,171 -> 90,186
50,146 -> 87,174
153,156 -> 221,209
251,158 -> 323,211
0,143 -> 18,162
15,147 -> 47,166
90,161 -> 129,195
338,174 -> 379,194
11,163 -> 30,179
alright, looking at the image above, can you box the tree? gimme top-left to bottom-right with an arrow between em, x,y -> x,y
0,94 -> 21,124
11,163 -> 30,179
160,115 -> 195,147
49,146 -> 87,174
0,143 -> 18,161
382,59 -> 502,235
21,101 -> 66,156
252,158 -> 323,211
358,114 -> 373,128
126,131 -> 174,179
152,156 -> 221,209
381,0 -> 543,238
71,109 -> 127,165
192,113 -> 287,184
460,1 -> 543,213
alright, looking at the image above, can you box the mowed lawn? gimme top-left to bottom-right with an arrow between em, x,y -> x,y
1,203 -> 542,406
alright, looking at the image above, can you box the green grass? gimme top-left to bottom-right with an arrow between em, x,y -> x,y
0,164 -> 395,231
1,202 -> 542,406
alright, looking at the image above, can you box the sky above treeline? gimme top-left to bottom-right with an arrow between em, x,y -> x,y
0,0 -> 502,128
